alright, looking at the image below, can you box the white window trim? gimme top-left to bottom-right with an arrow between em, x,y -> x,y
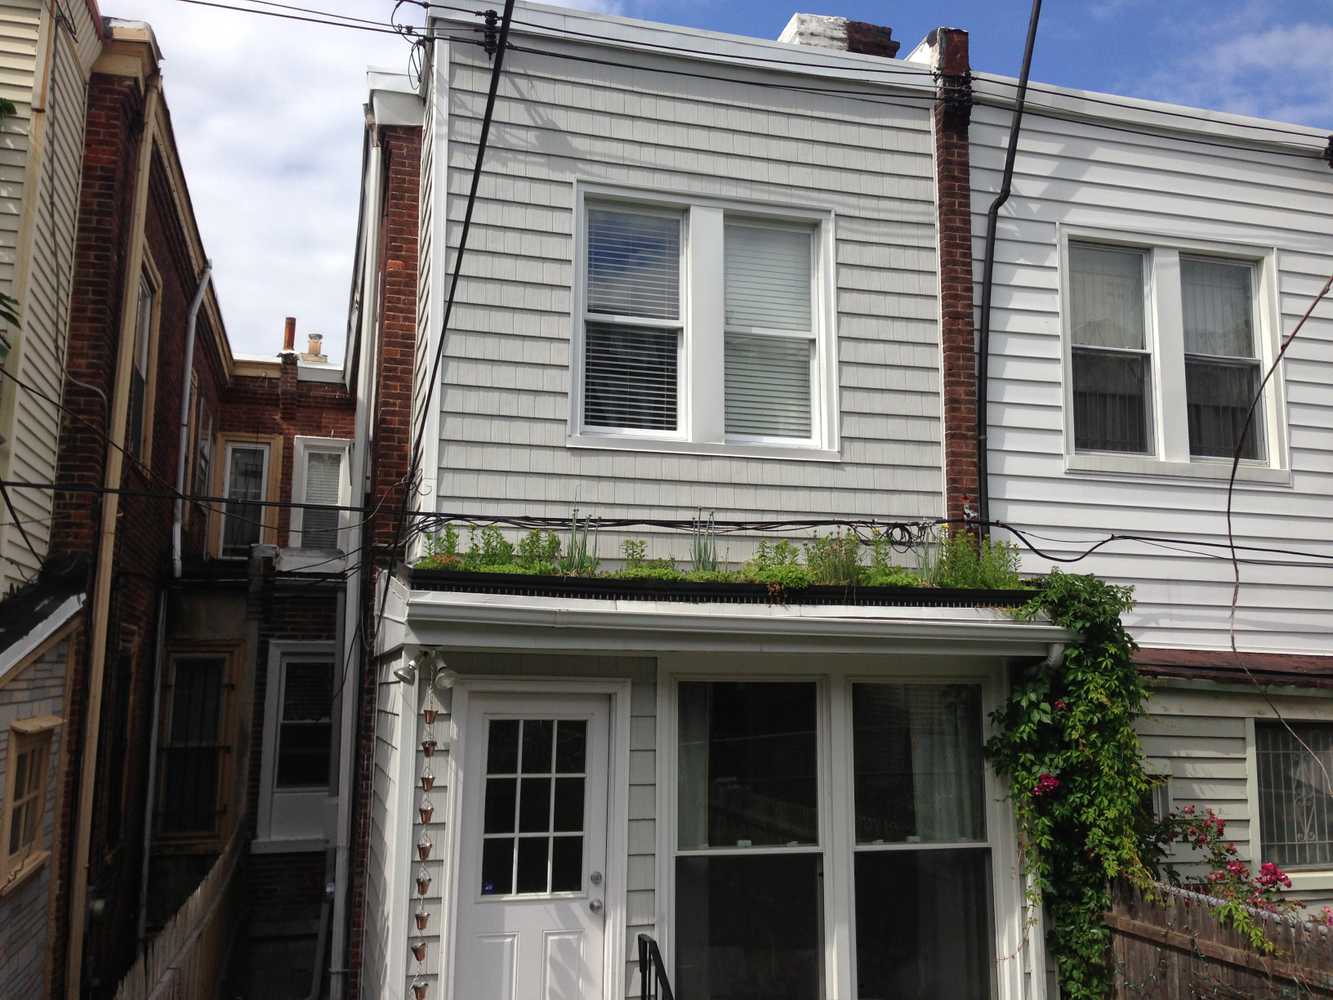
568,182 -> 841,462
1245,715 -> 1333,894
289,436 -> 352,555
220,440 -> 272,559
653,655 -> 1038,1000
1058,225 -> 1290,485
255,641 -> 337,850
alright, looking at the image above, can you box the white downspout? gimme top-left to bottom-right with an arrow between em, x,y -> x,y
172,261 -> 213,578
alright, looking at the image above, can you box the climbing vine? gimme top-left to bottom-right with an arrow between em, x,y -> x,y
986,570 -> 1154,1000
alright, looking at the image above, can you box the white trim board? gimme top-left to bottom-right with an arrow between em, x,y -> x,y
0,593 -> 84,683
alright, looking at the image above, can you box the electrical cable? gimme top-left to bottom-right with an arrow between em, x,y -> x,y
171,0 -> 409,35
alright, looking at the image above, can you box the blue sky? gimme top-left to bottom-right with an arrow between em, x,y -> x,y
119,0 -> 1330,359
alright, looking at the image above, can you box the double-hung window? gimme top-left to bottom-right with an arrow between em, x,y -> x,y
576,194 -> 834,454
291,438 -> 349,552
221,442 -> 269,558
1064,235 -> 1276,472
127,273 -> 155,461
3,723 -> 55,883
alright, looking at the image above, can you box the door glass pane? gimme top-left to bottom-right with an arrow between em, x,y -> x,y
853,684 -> 985,844
555,720 -> 586,773
676,854 -> 822,1000
553,778 -> 584,832
488,719 -> 519,773
551,835 -> 583,892
484,778 -> 517,834
678,681 -> 818,849
518,778 -> 552,833
855,849 -> 994,1000
516,837 -> 549,893
521,719 -> 554,773
481,838 -> 513,896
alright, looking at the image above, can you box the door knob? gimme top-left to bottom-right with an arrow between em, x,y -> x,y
589,899 -> 604,914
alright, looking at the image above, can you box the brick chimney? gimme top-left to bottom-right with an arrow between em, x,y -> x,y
301,333 -> 327,364
282,316 -> 297,353
778,13 -> 901,58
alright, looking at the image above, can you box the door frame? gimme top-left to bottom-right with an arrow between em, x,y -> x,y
442,676 -> 632,1000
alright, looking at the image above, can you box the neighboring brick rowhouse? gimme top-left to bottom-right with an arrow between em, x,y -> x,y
369,125 -> 422,556
930,29 -> 979,526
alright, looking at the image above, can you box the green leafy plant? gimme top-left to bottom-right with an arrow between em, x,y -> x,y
558,510 -> 599,576
743,539 -> 812,592
985,571 -> 1151,1000
690,511 -> 720,573
917,527 -> 1022,590
517,529 -> 561,572
804,531 -> 862,586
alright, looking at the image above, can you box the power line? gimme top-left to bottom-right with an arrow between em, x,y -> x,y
171,0 -> 408,36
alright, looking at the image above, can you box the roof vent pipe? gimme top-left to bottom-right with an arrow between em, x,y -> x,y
282,315 -> 297,353
172,261 -> 213,579
976,0 -> 1042,537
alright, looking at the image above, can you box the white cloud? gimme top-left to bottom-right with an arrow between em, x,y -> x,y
113,0 -> 422,360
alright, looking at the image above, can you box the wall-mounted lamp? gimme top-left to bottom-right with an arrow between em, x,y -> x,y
393,659 -> 418,686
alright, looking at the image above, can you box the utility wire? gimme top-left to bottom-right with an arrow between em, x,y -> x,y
1224,273 -> 1333,797
171,0 -> 409,35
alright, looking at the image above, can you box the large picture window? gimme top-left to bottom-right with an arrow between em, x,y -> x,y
670,678 -> 999,1000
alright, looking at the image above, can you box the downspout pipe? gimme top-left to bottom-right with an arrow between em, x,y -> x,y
975,0 -> 1041,537
172,261 -> 213,578
135,591 -> 169,949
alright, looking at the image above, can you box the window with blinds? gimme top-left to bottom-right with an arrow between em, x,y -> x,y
582,208 -> 681,432
724,224 -> 815,440
300,449 -> 343,550
1181,257 -> 1263,460
1068,243 -> 1152,454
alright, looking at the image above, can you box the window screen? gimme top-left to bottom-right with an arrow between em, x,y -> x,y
582,208 -> 681,431
724,224 -> 814,439
1069,243 -> 1152,454
1181,257 -> 1263,460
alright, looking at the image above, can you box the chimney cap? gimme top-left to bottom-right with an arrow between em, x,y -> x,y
282,316 -> 297,353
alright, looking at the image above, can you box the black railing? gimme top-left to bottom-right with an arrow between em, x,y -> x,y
637,934 -> 676,1000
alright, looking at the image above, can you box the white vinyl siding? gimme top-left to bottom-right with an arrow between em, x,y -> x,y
724,223 -> 815,440
974,101 -> 1333,653
0,0 -> 99,591
430,40 -> 944,566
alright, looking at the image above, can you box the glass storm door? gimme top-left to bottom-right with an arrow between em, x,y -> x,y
456,693 -> 610,1000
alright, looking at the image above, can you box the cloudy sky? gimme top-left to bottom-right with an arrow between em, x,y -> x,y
114,0 -> 1331,361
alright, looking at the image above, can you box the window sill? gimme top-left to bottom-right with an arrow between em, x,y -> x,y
1065,453 -> 1291,486
251,836 -> 328,855
567,433 -> 841,463
1286,869 -> 1333,893
0,851 -> 49,897
276,548 -> 348,574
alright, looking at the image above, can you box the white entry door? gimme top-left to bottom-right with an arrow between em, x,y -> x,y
455,693 -> 610,1000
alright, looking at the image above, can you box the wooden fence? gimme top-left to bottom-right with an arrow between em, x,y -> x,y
1107,880 -> 1333,998
112,829 -> 246,1000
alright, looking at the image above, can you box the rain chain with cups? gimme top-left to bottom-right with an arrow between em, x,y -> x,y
408,652 -> 454,1000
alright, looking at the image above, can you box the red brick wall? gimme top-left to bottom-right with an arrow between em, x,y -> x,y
347,122 -> 422,1000
932,30 -> 979,527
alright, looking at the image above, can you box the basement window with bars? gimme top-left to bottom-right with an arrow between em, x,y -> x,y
575,194 -> 833,454
1256,721 -> 1333,870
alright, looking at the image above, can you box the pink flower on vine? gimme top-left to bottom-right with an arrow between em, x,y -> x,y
1320,906 -> 1332,928
1032,773 -> 1061,797
1182,804 -> 1196,816
1257,862 -> 1291,889
1054,699 -> 1068,712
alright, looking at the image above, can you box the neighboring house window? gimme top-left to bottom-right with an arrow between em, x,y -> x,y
194,397 -> 213,500
221,442 -> 269,558
1068,243 -> 1152,454
291,438 -> 349,551
1064,235 -> 1275,469
258,644 -> 336,845
672,680 -> 991,998
575,194 -> 835,454
274,658 -> 333,789
583,207 -> 682,432
3,724 -> 55,882
1181,257 -> 1262,459
126,273 -> 155,461
1256,721 -> 1333,869
158,654 -> 228,836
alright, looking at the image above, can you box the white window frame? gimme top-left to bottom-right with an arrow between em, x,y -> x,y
220,440 -> 272,559
289,437 -> 351,552
255,641 -> 337,852
569,183 -> 840,462
1058,225 -> 1289,484
654,655 -> 1034,1000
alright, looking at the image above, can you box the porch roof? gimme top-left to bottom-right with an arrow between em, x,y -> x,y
402,588 -> 1071,656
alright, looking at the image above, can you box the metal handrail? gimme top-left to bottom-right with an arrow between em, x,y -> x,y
637,934 -> 676,1000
